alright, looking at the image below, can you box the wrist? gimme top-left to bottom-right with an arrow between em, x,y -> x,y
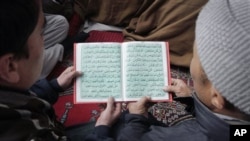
50,79 -> 64,92
95,118 -> 110,127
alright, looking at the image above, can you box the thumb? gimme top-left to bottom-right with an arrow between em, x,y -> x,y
113,102 -> 122,117
163,86 -> 176,93
137,96 -> 151,106
106,97 -> 115,111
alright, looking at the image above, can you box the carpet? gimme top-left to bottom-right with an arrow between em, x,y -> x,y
49,30 -> 194,127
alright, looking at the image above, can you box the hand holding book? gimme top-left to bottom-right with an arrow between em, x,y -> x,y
74,41 -> 172,103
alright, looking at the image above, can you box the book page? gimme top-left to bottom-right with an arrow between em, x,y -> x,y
75,43 -> 123,103
122,42 -> 169,101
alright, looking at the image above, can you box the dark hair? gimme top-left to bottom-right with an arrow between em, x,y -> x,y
0,0 -> 40,59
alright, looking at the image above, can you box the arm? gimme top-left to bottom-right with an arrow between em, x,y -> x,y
84,97 -> 122,141
114,97 -> 152,141
29,66 -> 82,104
116,97 -> 171,141
118,114 -> 168,141
117,80 -> 194,141
29,78 -> 62,104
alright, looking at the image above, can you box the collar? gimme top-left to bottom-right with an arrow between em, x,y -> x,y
193,93 -> 229,140
214,113 -> 250,125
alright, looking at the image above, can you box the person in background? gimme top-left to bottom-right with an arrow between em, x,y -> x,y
42,0 -> 74,20
40,13 -> 69,79
41,0 -> 89,79
84,0 -> 250,141
41,13 -> 89,79
0,0 -> 119,140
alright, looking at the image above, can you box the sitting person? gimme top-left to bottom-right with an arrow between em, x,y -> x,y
0,0 -> 119,140
41,13 -> 89,79
40,13 -> 68,79
41,0 -> 89,79
84,0 -> 250,141
41,13 -> 68,79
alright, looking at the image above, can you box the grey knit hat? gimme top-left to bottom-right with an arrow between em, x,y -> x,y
196,0 -> 250,115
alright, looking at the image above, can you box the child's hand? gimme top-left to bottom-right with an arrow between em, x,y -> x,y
163,78 -> 192,97
127,96 -> 151,117
95,97 -> 122,127
57,66 -> 82,90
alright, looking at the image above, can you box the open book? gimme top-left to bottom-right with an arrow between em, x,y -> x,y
74,41 -> 172,103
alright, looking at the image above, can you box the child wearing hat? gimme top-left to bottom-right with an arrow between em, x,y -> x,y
84,0 -> 250,140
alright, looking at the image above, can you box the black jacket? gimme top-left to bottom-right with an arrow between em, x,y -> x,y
29,78 -> 64,104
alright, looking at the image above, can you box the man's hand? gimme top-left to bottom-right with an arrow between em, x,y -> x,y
95,97 -> 122,127
127,96 -> 151,117
163,78 -> 192,97
57,66 -> 82,90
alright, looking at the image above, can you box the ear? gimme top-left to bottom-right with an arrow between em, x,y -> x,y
210,86 -> 225,110
0,54 -> 20,83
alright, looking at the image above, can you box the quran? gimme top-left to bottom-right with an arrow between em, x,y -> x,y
74,41 -> 172,103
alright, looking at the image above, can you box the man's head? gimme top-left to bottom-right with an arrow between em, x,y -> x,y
0,0 -> 44,89
191,0 -> 250,118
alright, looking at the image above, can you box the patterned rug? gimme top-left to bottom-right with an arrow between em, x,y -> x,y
49,30 -> 194,127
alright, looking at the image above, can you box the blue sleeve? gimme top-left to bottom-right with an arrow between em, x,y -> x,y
84,126 -> 115,141
29,78 -> 64,104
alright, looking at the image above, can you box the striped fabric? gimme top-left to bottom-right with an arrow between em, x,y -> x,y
0,89 -> 67,141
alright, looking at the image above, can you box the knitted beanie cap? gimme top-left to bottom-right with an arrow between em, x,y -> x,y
196,0 -> 250,115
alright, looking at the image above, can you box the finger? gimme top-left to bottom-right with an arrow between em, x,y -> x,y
113,102 -> 122,117
61,67 -> 72,76
67,70 -> 82,79
137,96 -> 151,106
127,102 -> 135,109
116,102 -> 122,111
67,66 -> 74,71
64,66 -> 74,73
68,66 -> 77,73
170,78 -> 176,83
171,78 -> 180,85
106,97 -> 115,111
163,86 -> 177,93
72,71 -> 83,77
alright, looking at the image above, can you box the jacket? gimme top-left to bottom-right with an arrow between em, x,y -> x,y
0,87 -> 67,141
29,78 -> 64,104
116,94 -> 230,141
